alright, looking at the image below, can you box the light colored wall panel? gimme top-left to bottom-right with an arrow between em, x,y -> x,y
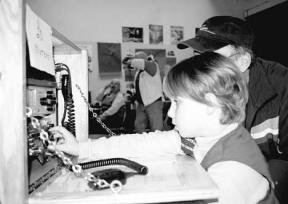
0,0 -> 27,203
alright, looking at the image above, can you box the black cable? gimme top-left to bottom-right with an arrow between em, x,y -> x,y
77,158 -> 148,175
55,63 -> 76,136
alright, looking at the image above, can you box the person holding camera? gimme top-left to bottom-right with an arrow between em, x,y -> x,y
122,51 -> 163,133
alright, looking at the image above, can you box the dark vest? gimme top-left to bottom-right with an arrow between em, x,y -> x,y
200,125 -> 278,204
135,70 -> 144,104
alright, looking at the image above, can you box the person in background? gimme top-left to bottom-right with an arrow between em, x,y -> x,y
93,79 -> 125,128
50,52 -> 278,204
123,82 -> 136,131
122,51 -> 163,133
177,15 -> 288,203
124,82 -> 136,106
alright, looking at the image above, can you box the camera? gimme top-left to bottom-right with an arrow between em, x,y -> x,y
122,56 -> 132,65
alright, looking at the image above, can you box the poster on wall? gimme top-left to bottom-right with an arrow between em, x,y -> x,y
166,57 -> 177,68
149,24 -> 163,44
122,27 -> 143,43
170,26 -> 184,45
97,42 -> 122,75
167,50 -> 175,57
26,5 -> 54,75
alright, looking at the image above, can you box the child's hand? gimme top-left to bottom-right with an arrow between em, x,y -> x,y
48,126 -> 79,156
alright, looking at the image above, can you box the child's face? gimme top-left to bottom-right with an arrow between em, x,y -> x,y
167,96 -> 216,138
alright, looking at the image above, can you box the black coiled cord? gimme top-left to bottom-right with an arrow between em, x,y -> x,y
64,97 -> 76,136
55,63 -> 76,136
78,158 -> 148,175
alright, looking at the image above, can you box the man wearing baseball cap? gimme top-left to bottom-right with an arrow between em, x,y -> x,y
178,16 -> 288,203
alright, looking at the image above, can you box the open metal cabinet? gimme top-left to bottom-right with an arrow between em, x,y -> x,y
0,1 -> 88,203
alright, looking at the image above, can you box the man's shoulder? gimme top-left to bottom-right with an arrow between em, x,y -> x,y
251,57 -> 288,81
254,57 -> 288,71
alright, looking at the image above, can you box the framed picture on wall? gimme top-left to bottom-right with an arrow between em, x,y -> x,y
97,42 -> 122,75
167,50 -> 175,57
166,57 -> 177,67
122,27 -> 143,43
149,24 -> 163,44
170,26 -> 184,44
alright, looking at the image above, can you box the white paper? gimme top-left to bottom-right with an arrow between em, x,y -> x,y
26,5 -> 54,75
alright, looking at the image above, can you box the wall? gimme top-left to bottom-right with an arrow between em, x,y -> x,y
27,0 -> 249,101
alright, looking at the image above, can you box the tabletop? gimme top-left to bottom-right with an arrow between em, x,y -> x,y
29,155 -> 219,204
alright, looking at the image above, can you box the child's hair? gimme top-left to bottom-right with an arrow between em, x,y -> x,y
163,52 -> 248,124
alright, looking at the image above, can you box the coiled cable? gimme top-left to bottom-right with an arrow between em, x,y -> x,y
64,97 -> 76,136
55,63 -> 76,136
78,158 -> 148,175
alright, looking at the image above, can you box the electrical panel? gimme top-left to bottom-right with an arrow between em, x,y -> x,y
26,86 -> 56,117
26,68 -> 61,194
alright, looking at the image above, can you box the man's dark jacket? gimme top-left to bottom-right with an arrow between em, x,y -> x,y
245,57 -> 288,160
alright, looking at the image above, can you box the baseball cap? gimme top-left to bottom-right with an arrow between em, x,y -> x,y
177,16 -> 254,52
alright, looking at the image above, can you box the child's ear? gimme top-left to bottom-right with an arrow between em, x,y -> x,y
204,93 -> 219,115
237,52 -> 251,72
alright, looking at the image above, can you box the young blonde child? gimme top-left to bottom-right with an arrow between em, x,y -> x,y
50,52 -> 278,204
